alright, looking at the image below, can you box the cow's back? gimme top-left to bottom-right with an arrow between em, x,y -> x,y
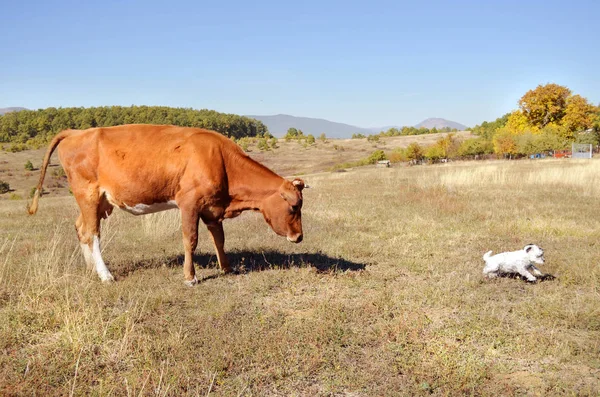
57,124 -> 232,205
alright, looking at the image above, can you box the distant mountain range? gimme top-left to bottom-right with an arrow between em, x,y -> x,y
0,107 -> 26,115
247,114 -> 468,138
246,114 -> 376,138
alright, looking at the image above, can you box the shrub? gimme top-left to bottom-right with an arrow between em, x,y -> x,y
352,133 -> 366,139
284,128 -> 304,141
436,133 -> 461,159
24,160 -> 34,171
319,133 -> 327,142
9,193 -> 22,200
238,137 -> 251,152
424,145 -> 445,163
575,130 -> 600,146
389,148 -> 408,163
257,138 -> 270,151
367,135 -> 380,143
8,143 -> 28,152
406,142 -> 424,162
329,150 -> 388,171
366,150 -> 387,164
492,129 -> 518,158
52,167 -> 66,179
516,133 -> 539,156
536,127 -> 570,151
0,180 -> 10,194
306,134 -> 316,145
458,138 -> 494,158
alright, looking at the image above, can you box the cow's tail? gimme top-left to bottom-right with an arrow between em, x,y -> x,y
482,250 -> 493,262
28,129 -> 75,215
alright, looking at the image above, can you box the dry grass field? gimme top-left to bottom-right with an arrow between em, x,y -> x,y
1,145 -> 599,395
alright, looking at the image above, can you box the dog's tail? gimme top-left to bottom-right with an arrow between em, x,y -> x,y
483,251 -> 493,261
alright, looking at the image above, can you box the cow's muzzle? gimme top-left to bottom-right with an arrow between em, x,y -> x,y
287,234 -> 303,243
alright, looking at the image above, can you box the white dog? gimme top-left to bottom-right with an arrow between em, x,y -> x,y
482,244 -> 546,282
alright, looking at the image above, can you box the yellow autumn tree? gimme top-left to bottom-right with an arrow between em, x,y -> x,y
492,129 -> 518,158
518,83 -> 571,128
561,94 -> 598,132
505,110 -> 537,134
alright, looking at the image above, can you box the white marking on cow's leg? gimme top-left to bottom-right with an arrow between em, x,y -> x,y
80,242 -> 94,270
184,276 -> 198,287
91,236 -> 114,282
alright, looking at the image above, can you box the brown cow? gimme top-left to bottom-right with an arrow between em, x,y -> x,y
28,124 -> 305,285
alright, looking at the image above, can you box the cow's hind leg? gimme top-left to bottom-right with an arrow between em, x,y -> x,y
181,209 -> 200,286
76,214 -> 94,270
74,189 -> 114,282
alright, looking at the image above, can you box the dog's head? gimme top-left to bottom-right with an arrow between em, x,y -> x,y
524,244 -> 545,265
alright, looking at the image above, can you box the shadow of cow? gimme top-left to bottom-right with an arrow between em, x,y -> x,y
112,250 -> 367,281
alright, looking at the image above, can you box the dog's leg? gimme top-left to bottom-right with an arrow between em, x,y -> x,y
483,265 -> 499,279
518,268 -> 537,282
530,265 -> 544,276
484,271 -> 498,279
482,261 -> 498,278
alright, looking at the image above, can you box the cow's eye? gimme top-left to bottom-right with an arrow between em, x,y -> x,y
290,205 -> 299,213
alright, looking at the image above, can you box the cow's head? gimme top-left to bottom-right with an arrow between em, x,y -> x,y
262,178 -> 305,243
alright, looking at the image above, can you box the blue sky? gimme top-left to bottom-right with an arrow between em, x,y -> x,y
1,0 -> 598,127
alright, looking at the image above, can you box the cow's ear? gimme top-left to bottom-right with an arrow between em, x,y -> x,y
292,178 -> 305,191
280,191 -> 300,206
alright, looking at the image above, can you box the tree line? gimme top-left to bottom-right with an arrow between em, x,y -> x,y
352,126 -> 459,140
0,106 -> 269,146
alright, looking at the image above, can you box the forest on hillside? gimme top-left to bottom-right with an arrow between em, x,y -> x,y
0,106 -> 269,146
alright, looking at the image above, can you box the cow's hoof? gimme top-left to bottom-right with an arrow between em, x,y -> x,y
184,276 -> 198,287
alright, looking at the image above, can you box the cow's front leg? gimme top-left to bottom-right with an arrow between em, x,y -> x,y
181,210 -> 200,286
206,222 -> 232,274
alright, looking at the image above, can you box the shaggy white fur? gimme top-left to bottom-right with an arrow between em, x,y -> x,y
483,244 -> 546,282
